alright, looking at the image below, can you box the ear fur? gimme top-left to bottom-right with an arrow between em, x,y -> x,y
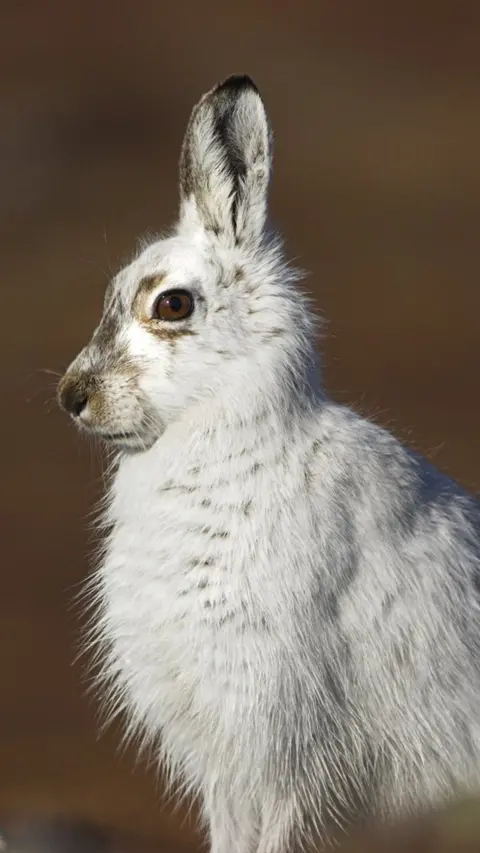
179,75 -> 272,248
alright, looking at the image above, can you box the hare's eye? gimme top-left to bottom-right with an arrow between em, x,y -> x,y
153,290 -> 194,322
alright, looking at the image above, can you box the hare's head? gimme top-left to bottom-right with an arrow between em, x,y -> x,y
58,75 -> 315,452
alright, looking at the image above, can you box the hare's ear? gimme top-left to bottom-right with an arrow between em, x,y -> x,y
179,75 -> 271,248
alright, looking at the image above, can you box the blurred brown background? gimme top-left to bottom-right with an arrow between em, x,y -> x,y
1,1 -> 480,850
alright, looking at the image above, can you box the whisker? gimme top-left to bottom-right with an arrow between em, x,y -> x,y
36,367 -> 64,378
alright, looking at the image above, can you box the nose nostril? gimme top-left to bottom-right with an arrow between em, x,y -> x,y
59,382 -> 89,418
72,394 -> 88,417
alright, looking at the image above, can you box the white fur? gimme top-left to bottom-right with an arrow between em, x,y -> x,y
59,77 -> 480,852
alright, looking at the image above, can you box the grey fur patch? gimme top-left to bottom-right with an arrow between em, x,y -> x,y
93,313 -> 120,350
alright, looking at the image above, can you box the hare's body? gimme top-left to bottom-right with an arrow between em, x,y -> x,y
101,399 -> 480,850
58,76 -> 480,852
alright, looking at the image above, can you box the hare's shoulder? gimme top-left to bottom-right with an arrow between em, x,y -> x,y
308,402 -> 480,577
307,403 -> 463,525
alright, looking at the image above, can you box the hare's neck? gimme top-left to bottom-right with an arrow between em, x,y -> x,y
114,390 -> 310,500
171,398 -> 303,466
199,338 -> 321,435
174,360 -> 318,459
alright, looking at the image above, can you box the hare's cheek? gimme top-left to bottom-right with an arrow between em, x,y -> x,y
121,322 -> 176,393
123,322 -> 172,367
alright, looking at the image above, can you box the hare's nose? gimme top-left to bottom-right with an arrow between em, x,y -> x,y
58,377 -> 89,418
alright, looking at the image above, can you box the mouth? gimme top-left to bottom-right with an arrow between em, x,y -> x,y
79,425 -> 157,452
99,430 -> 137,441
73,410 -> 162,452
98,429 -> 156,452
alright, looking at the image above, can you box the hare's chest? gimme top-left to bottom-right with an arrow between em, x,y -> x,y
100,468 -> 266,738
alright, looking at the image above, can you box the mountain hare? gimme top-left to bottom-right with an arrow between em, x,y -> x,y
58,75 -> 480,852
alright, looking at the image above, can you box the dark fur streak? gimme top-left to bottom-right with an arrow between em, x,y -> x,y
188,558 -> 214,569
263,328 -> 286,341
304,465 -> 314,487
382,591 -> 396,616
218,612 -> 236,626
242,500 -> 253,516
160,481 -> 197,494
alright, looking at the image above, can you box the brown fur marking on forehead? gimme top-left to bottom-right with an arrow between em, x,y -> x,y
131,273 -> 168,319
136,272 -> 168,299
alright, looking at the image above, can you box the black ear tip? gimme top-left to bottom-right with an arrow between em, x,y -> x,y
216,74 -> 260,97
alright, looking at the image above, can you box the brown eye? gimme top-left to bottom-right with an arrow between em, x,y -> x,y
153,289 -> 194,322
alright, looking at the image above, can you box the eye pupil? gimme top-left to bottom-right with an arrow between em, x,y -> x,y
169,295 -> 183,312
